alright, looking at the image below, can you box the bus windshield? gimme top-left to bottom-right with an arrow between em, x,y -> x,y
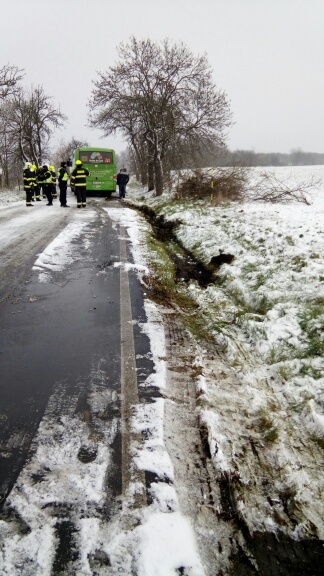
79,151 -> 113,164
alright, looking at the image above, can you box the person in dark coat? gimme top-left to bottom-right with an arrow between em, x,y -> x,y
50,165 -> 58,199
58,161 -> 70,207
71,160 -> 90,208
116,168 -> 129,199
23,162 -> 34,207
43,165 -> 53,205
31,164 -> 41,200
37,165 -> 46,199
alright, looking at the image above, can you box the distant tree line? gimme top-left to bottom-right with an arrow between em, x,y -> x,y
211,148 -> 324,167
122,144 -> 324,184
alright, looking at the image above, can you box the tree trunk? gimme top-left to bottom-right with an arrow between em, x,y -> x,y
140,162 -> 147,186
154,152 -> 164,196
131,141 -> 147,186
147,160 -> 154,191
136,157 -> 147,186
4,164 -> 9,188
3,146 -> 10,188
146,140 -> 154,191
134,161 -> 140,181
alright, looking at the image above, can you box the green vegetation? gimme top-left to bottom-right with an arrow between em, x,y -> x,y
299,300 -> 324,357
285,236 -> 295,246
292,255 -> 308,271
278,364 -> 295,381
256,408 -> 279,444
144,231 -> 215,344
299,363 -> 323,379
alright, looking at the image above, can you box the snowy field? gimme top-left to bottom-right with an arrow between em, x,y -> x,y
130,165 -> 324,542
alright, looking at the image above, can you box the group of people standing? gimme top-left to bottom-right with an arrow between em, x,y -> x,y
23,161 -> 129,208
23,161 -> 71,207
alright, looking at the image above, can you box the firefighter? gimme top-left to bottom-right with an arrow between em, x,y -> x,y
23,162 -> 34,207
43,165 -> 53,205
32,164 -> 41,200
71,159 -> 90,208
49,165 -> 58,199
58,161 -> 70,207
30,164 -> 38,201
37,165 -> 46,199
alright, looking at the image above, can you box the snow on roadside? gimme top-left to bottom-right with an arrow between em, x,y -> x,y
104,205 -> 205,575
32,210 -> 96,282
128,166 -> 324,541
0,188 -> 23,207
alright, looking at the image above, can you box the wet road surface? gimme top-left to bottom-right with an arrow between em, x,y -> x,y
0,199 -> 154,548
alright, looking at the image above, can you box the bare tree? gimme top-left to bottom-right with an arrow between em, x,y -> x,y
4,85 -> 67,165
0,106 -> 15,187
247,170 -> 322,204
52,137 -> 89,170
0,64 -> 24,186
88,87 -> 149,185
0,64 -> 24,101
88,37 -> 232,195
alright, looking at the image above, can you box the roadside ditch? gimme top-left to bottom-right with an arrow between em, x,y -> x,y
128,200 -> 324,576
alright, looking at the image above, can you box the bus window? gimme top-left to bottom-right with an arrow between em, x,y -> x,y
79,151 -> 113,164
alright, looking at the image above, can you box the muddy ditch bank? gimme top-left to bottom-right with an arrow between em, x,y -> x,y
135,203 -> 229,288
219,469 -> 324,576
130,201 -> 324,576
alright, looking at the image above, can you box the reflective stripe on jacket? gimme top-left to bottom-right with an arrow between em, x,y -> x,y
58,167 -> 69,183
37,169 -> 46,184
23,168 -> 33,190
30,170 -> 37,189
71,167 -> 90,187
44,170 -> 52,184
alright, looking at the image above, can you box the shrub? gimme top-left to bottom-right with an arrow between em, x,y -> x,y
174,167 -> 249,202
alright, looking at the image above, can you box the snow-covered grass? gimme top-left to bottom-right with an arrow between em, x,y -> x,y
0,187 -> 24,206
128,166 -> 324,540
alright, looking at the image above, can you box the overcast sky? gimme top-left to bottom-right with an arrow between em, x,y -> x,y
1,0 -> 324,154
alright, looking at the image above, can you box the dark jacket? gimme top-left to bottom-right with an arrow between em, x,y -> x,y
58,166 -> 69,184
36,167 -> 46,185
71,165 -> 90,188
23,168 -> 34,191
117,171 -> 129,186
43,168 -> 52,186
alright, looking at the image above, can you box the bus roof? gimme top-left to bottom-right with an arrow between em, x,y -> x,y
76,147 -> 115,152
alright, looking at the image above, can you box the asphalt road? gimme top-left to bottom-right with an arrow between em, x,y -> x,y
0,197 -> 153,510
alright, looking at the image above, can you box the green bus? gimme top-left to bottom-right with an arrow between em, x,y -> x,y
73,147 -> 117,197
